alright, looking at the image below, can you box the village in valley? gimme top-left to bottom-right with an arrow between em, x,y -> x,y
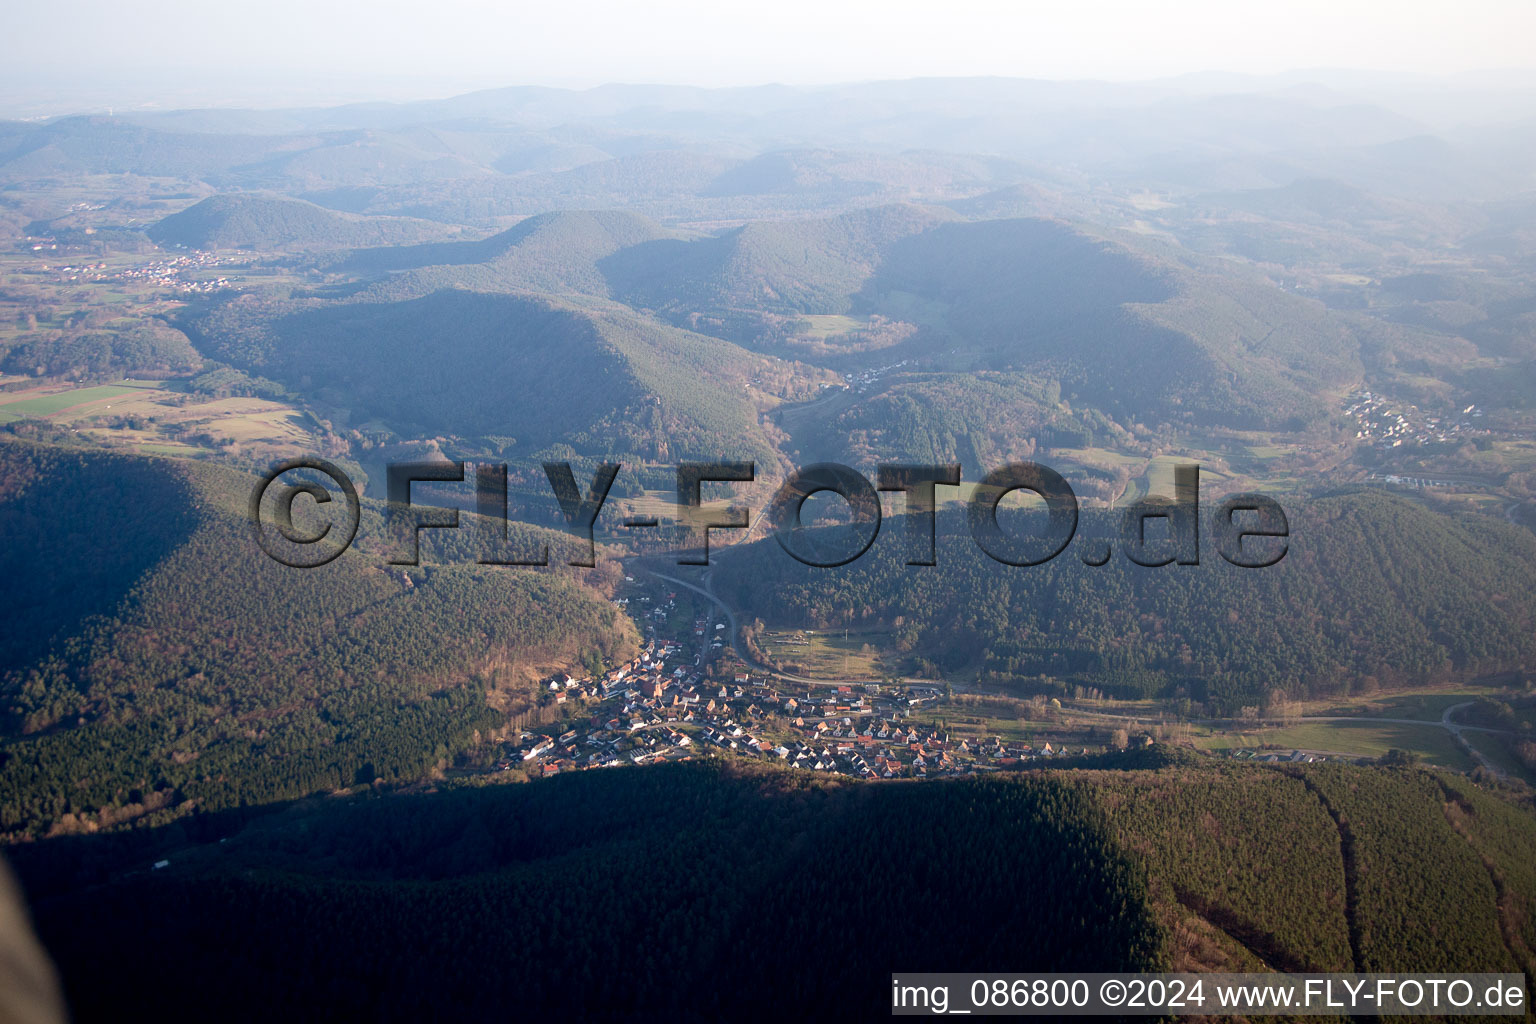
470,571 -> 1516,786
482,580 -> 1124,783
469,575 -> 1379,786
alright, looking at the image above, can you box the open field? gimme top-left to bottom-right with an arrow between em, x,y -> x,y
797,314 -> 865,338
934,480 -> 986,506
916,710 -> 1086,746
1046,447 -> 1251,505
625,490 -> 678,520
761,627 -> 890,679
135,442 -> 206,456
1048,446 -> 1145,468
0,381 -> 156,420
1296,682 -> 1510,721
165,397 -> 315,446
0,378 -> 323,458
1196,719 -> 1476,770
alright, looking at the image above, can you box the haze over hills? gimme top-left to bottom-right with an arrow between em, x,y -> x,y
601,202 -> 956,316
4,68 -> 1536,1024
144,194 -> 460,253
146,194 -> 458,250
339,208 -> 676,298
7,75 -> 1535,221
158,198 -> 1382,471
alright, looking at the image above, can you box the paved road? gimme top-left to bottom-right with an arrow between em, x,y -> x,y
645,568 -> 1519,776
1439,701 -> 1505,778
644,567 -> 951,691
647,568 -> 865,686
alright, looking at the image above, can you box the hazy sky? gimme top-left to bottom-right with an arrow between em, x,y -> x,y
3,0 -> 1533,112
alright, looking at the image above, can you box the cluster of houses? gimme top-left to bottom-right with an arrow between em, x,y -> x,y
1370,473 -> 1457,490
35,249 -> 237,293
1225,748 -> 1334,764
496,632 -> 1103,780
846,358 -> 910,394
1345,389 -> 1482,449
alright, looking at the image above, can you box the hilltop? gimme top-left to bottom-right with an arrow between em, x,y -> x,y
602,202 -> 954,318
339,209 -> 675,299
590,209 -> 1366,430
147,194 -> 458,250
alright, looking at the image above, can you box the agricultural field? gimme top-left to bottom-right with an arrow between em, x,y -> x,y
1302,687 -> 1496,722
1196,718 -> 1476,770
1047,446 -> 1146,469
622,489 -> 679,522
1046,446 -> 1250,505
0,380 -> 160,421
0,378 -> 323,459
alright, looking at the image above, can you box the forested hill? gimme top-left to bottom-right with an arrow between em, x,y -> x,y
181,290 -> 828,463
601,202 -> 954,316
337,209 -> 675,298
15,757 -> 1536,1022
715,490 -> 1536,710
860,218 -> 1361,429
0,440 -> 637,839
596,209 -> 1361,430
171,206 -> 1375,465
147,195 -> 457,250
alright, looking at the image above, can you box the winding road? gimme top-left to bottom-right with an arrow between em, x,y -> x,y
647,568 -> 867,687
646,566 -> 955,691
643,568 -> 1521,776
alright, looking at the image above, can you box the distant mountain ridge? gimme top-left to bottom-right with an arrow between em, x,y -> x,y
147,194 -> 457,250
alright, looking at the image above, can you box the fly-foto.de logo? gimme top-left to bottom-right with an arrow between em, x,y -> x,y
251,458 -> 1288,571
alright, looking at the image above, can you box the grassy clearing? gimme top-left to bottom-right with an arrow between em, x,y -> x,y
762,628 -> 890,680
934,480 -> 986,506
1141,455 -> 1232,496
0,383 -> 146,418
1300,685 -> 1503,722
0,380 -> 323,458
1049,446 -> 1145,467
918,710 -> 1079,745
1465,440 -> 1536,475
178,398 -> 314,445
1199,719 -> 1475,770
798,314 -> 865,338
626,490 -> 676,519
135,442 -> 207,456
